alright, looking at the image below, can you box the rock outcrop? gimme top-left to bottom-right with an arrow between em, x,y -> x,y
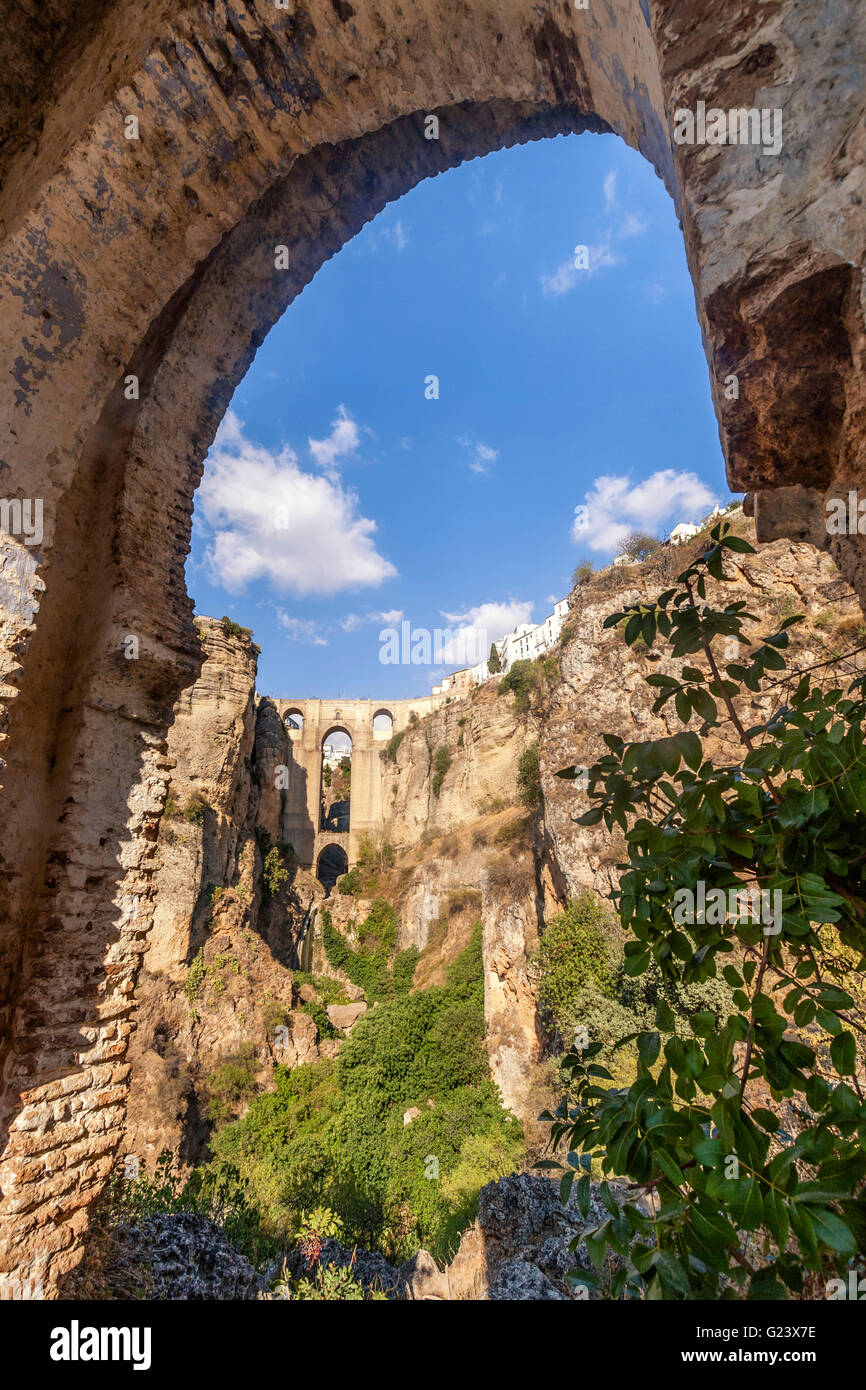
122,618 -> 323,1172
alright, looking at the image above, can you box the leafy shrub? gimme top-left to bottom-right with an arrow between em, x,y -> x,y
292,973 -> 350,1006
431,746 -> 451,798
360,897 -> 398,952
380,730 -> 405,763
205,1044 -> 258,1123
183,793 -> 208,823
355,830 -> 395,875
262,845 -> 290,897
516,741 -> 541,808
618,529 -> 661,562
337,867 -> 363,896
499,655 -> 560,711
393,947 -> 420,995
300,1001 -> 340,1041
572,558 -> 594,585
533,893 -> 616,1035
321,911 -> 393,1003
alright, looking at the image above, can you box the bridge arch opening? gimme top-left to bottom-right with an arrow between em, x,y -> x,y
321,729 -> 352,834
372,709 -> 394,736
284,708 -> 304,733
317,843 -> 349,896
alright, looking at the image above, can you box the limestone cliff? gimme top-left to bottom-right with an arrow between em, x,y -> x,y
122,618 -> 323,1173
124,522 -> 863,1167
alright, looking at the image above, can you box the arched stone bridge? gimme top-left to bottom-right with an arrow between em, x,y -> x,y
272,695 -> 444,876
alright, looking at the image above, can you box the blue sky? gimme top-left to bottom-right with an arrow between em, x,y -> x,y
187,130 -> 731,701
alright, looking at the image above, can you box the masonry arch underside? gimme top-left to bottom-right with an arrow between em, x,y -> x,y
316,843 -> 349,894
0,0 -> 863,1294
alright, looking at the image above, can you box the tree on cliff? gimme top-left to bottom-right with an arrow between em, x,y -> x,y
488,642 -> 502,674
548,521 -> 866,1299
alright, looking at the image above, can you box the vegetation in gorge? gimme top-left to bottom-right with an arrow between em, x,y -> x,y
516,740 -> 542,807
548,522 -> 866,1299
203,924 -> 523,1263
431,745 -> 452,798
321,900 -> 419,1003
498,654 -> 560,711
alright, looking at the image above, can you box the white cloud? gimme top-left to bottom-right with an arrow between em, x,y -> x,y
541,241 -> 623,296
197,410 -> 397,597
458,436 -> 499,474
308,405 -> 360,476
340,607 -> 404,633
571,470 -> 719,554
541,168 -> 648,296
619,211 -> 648,238
438,598 -> 534,667
365,219 -> 408,254
388,220 -> 407,252
276,612 -> 329,646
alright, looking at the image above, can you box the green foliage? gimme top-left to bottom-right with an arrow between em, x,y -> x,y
488,642 -> 502,674
183,793 -> 208,823
204,923 -> 523,1263
360,897 -> 398,951
205,1044 -> 258,1124
337,867 -> 363,896
548,521 -> 866,1300
499,654 -> 560,711
533,894 -> 616,1035
516,741 -> 542,808
96,1150 -> 270,1268
164,795 -> 179,819
184,947 -> 207,1004
292,972 -> 350,1006
356,830 -> 396,875
432,746 -> 452,798
184,947 -> 240,1009
393,946 -> 420,995
262,845 -> 290,897
321,905 -> 403,1003
301,1001 -> 340,1041
380,729 -> 405,763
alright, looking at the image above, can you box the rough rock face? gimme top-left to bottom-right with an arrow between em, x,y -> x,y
381,689 -> 531,848
539,533 -> 862,906
93,1213 -> 266,1301
122,618 -> 322,1173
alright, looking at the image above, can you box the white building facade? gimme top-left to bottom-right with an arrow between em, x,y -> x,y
431,597 -> 570,697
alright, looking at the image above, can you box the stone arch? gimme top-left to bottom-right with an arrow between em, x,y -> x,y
316,842 -> 349,895
284,708 -> 305,733
372,709 -> 394,736
0,0 -> 863,1292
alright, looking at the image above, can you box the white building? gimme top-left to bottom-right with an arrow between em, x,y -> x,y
669,521 -> 701,545
432,597 -> 570,697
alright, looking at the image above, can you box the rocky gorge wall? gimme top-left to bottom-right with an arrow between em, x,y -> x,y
116,519 -> 865,1188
